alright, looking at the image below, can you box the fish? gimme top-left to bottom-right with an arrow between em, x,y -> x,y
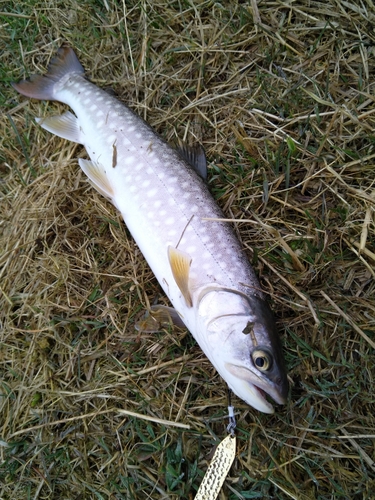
12,45 -> 288,413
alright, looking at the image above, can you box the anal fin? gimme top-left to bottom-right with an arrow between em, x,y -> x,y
35,111 -> 83,143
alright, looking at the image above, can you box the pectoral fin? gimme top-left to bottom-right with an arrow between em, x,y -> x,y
135,305 -> 186,333
168,246 -> 193,307
35,111 -> 83,143
78,159 -> 114,200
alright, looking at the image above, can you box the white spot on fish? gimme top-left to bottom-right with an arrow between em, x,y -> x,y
90,104 -> 97,111
97,120 -> 104,128
107,135 -> 116,143
147,188 -> 157,198
165,217 -> 175,225
186,246 -> 197,254
125,156 -> 135,165
154,200 -> 162,208
189,271 -> 198,280
97,110 -> 104,117
142,180 -> 151,188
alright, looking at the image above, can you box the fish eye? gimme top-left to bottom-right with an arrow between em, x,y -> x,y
252,349 -> 272,371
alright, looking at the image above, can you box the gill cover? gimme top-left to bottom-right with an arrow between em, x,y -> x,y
197,287 -> 288,413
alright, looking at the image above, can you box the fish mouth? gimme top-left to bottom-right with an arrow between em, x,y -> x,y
225,363 -> 286,414
241,380 -> 275,414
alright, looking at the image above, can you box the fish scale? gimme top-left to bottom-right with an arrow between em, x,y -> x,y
12,46 -> 288,413
59,74 -> 257,296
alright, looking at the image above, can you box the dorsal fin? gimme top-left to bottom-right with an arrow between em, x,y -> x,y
176,141 -> 207,181
167,246 -> 193,307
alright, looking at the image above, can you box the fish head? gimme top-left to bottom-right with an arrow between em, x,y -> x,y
195,287 -> 289,413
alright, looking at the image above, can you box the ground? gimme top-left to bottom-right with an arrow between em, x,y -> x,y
1,1 -> 375,499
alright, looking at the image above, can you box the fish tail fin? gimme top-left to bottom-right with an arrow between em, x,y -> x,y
12,45 -> 85,101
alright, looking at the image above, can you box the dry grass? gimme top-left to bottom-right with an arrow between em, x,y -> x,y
1,0 -> 375,498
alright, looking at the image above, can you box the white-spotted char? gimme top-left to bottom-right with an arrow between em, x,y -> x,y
12,46 -> 288,413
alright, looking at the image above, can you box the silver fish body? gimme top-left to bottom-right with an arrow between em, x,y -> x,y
12,46 -> 288,413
